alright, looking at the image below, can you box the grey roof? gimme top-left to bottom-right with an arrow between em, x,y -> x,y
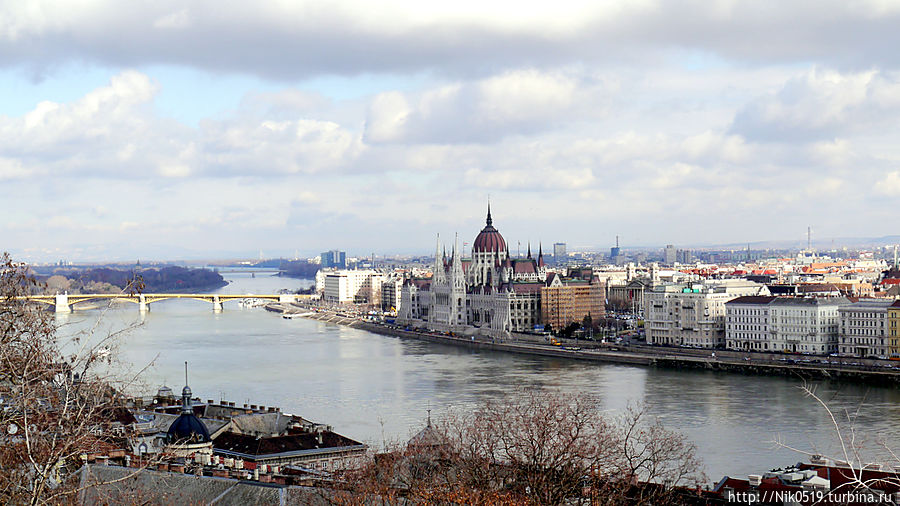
770,297 -> 851,307
840,298 -> 895,311
727,296 -> 853,307
76,464 -> 332,505
230,412 -> 292,436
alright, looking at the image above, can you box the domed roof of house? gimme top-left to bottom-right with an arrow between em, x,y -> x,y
472,204 -> 507,254
167,412 -> 211,444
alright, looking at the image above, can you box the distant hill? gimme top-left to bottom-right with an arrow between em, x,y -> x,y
40,266 -> 227,294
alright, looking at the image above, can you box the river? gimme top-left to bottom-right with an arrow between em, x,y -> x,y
55,270 -> 900,481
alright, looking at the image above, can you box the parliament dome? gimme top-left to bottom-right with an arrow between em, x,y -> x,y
472,205 -> 507,254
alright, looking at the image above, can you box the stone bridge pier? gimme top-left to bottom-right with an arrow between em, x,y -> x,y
212,295 -> 223,312
139,294 -> 149,312
55,292 -> 71,313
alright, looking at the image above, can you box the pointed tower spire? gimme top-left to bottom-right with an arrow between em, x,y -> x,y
451,232 -> 464,289
433,234 -> 446,283
527,242 -> 532,259
181,361 -> 193,415
538,243 -> 545,267
486,201 -> 493,227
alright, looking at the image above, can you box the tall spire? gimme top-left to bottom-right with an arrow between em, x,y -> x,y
451,232 -> 464,289
433,234 -> 446,283
486,201 -> 493,227
181,361 -> 193,415
527,242 -> 532,259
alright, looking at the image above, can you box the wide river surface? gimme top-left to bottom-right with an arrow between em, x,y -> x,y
56,271 -> 900,481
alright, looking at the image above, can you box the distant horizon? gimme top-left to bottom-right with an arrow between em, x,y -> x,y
14,231 -> 900,265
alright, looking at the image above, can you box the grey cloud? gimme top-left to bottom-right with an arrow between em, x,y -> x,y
4,1 -> 900,81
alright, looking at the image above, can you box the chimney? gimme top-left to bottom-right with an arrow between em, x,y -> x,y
317,432 -> 323,445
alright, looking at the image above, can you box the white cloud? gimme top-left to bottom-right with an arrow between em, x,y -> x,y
364,69 -> 597,144
876,171 -> 900,196
153,9 -> 191,29
731,68 -> 900,142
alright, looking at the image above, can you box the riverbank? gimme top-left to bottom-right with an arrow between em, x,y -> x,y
270,304 -> 900,386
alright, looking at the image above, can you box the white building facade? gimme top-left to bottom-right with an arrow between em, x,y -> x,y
838,299 -> 893,358
644,280 -> 769,348
726,296 -> 850,354
323,269 -> 384,305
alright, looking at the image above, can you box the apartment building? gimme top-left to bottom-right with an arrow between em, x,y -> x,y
644,280 -> 768,348
726,296 -> 850,354
381,278 -> 402,312
888,301 -> 900,358
540,275 -> 605,331
323,269 -> 384,305
838,299 -> 893,357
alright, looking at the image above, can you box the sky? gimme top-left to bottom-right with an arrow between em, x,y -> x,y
2,0 -> 900,262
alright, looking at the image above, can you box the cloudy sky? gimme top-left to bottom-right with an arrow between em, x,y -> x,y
2,0 -> 900,262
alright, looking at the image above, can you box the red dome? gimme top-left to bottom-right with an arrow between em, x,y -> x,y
473,205 -> 507,253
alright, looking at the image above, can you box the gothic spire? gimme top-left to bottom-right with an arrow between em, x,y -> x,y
433,234 -> 446,283
527,242 -> 532,259
486,201 -> 493,227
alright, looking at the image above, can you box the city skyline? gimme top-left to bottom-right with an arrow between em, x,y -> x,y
3,1 -> 900,261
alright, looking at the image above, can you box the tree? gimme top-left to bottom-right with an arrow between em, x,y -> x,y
771,383 -> 900,502
0,253 -> 144,505
335,389 -> 705,505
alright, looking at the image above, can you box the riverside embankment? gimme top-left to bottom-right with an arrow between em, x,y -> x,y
267,303 -> 900,386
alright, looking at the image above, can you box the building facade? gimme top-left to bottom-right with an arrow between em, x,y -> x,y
397,208 -> 548,337
320,250 -> 347,269
726,296 -> 849,354
540,274 -> 605,332
381,278 -> 402,312
323,269 -> 384,305
888,301 -> 900,358
553,243 -> 567,265
645,280 -> 769,348
838,299 -> 893,357
664,245 -> 677,266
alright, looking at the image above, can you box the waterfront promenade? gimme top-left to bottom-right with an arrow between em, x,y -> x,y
272,303 -> 900,385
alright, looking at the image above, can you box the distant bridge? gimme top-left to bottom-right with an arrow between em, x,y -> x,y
211,269 -> 283,274
19,293 -> 312,313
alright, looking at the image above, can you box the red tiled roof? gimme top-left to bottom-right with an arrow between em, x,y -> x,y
513,260 -> 536,274
512,282 -> 543,294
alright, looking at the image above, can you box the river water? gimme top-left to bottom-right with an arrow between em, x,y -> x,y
55,271 -> 900,481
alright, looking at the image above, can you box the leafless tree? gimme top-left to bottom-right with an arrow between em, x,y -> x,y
0,253 -> 147,505
771,382 -> 900,504
333,388 -> 705,505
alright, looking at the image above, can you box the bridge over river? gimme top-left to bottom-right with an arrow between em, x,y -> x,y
20,293 -> 313,313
